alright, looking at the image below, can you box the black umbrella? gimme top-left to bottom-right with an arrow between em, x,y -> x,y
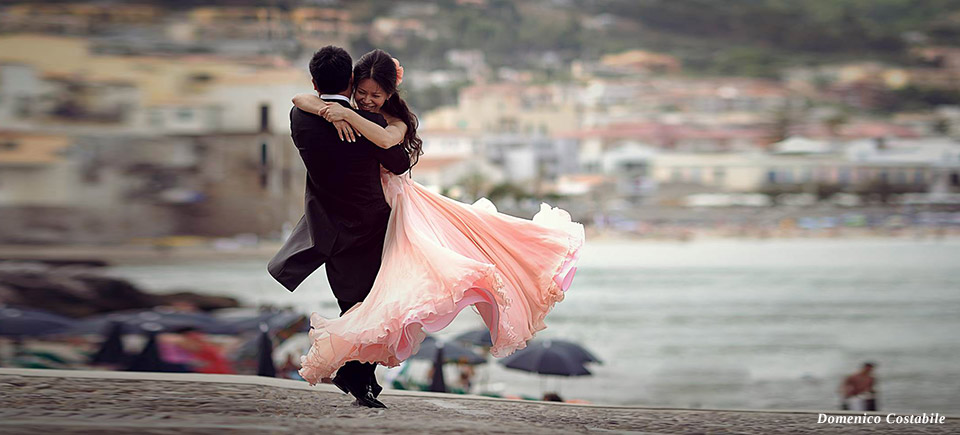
528,338 -> 601,365
73,309 -> 221,335
256,323 -> 276,378
499,339 -> 593,376
429,342 -> 447,393
411,336 -> 485,365
208,310 -> 307,335
454,328 -> 493,347
90,321 -> 128,365
0,306 -> 77,336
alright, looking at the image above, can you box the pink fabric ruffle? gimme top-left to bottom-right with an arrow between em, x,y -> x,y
298,173 -> 585,384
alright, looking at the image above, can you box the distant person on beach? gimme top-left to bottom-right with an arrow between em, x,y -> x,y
840,362 -> 878,411
457,356 -> 475,393
268,45 -> 584,408
543,392 -> 564,402
159,327 -> 235,374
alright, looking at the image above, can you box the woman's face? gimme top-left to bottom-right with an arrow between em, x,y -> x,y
354,78 -> 389,113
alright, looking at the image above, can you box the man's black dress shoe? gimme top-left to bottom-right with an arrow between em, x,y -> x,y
354,388 -> 388,409
370,379 -> 383,398
334,375 -> 387,408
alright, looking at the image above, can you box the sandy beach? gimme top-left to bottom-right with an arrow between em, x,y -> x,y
1,368 -> 956,434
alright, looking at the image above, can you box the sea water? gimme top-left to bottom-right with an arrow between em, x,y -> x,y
107,238 -> 960,413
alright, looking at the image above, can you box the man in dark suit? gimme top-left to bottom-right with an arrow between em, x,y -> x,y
267,46 -> 409,408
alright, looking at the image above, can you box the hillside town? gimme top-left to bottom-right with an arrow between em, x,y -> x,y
2,1 -> 960,245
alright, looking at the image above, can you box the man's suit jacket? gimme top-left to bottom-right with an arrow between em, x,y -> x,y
267,98 -> 410,294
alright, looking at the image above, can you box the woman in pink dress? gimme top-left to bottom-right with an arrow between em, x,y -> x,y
291,49 -> 584,386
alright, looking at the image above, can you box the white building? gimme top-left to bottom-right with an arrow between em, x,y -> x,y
482,133 -> 579,185
648,137 -> 960,194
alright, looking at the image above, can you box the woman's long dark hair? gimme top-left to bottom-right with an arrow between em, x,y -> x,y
353,49 -> 422,169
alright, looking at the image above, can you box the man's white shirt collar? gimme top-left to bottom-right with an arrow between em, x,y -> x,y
320,94 -> 350,103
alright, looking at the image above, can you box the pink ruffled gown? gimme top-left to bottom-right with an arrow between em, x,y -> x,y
298,171 -> 585,385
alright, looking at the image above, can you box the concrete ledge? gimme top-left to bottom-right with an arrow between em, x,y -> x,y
3,368 -> 958,434
3,368 -> 958,418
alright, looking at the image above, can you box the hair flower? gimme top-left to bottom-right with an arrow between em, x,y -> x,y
392,57 -> 404,86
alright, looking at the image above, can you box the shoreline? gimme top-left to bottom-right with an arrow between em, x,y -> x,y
1,231 -> 957,266
2,368 -> 957,434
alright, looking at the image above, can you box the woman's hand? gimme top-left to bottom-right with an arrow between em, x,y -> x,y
318,103 -> 351,122
332,120 -> 357,142
310,102 -> 358,142
291,94 -> 360,142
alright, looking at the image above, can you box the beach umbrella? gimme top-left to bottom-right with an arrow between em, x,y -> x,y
73,309 -> 221,335
499,339 -> 593,377
90,321 -> 128,365
428,342 -> 447,393
454,328 -> 493,347
208,310 -> 307,335
0,306 -> 77,336
410,336 -> 485,365
528,339 -> 601,365
256,323 -> 276,378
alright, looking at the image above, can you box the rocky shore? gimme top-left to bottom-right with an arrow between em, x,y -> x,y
1,369 -> 956,434
0,260 -> 239,317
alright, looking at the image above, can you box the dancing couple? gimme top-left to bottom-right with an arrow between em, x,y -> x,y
268,46 -> 584,408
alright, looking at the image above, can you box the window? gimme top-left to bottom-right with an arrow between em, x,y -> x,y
713,166 -> 726,183
177,108 -> 194,122
15,96 -> 30,117
894,170 -> 907,184
780,168 -> 793,184
148,109 -> 164,127
690,167 -> 702,183
839,167 -> 851,184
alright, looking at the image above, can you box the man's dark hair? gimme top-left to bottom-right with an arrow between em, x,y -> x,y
309,46 -> 352,95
